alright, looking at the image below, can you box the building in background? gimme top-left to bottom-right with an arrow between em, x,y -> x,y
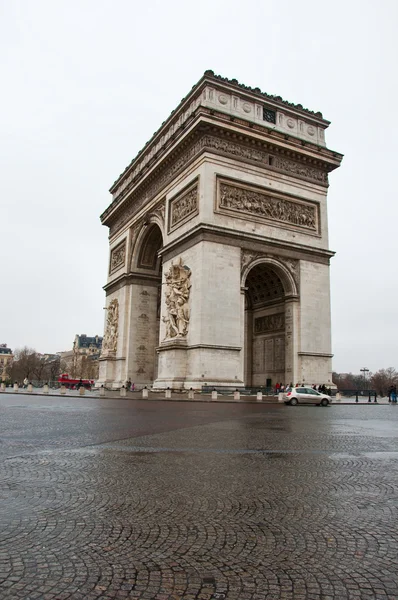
58,334 -> 103,379
0,344 -> 14,381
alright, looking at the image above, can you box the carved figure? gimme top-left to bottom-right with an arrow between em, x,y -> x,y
102,299 -> 119,353
163,258 -> 191,339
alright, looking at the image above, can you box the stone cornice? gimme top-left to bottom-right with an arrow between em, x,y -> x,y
102,120 -> 342,235
104,271 -> 160,295
108,72 -> 341,205
159,222 -> 335,265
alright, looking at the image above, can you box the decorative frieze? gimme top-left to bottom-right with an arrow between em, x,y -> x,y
107,131 -> 327,236
169,182 -> 198,231
109,240 -> 126,274
218,179 -> 319,233
254,313 -> 285,334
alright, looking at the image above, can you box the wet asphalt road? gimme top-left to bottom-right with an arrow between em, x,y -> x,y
0,394 -> 398,600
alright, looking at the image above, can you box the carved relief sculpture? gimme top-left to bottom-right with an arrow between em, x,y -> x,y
219,181 -> 318,232
102,299 -> 119,353
170,183 -> 198,230
109,240 -> 126,274
254,313 -> 285,334
163,258 -> 191,339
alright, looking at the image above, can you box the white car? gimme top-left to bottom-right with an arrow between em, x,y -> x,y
282,386 -> 332,406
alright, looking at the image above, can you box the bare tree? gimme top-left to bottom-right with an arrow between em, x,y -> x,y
370,368 -> 398,396
11,347 -> 40,382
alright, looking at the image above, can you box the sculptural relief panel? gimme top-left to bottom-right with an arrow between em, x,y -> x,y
162,258 -> 192,340
109,240 -> 126,275
169,181 -> 199,232
101,299 -> 119,354
218,179 -> 319,234
254,313 -> 285,334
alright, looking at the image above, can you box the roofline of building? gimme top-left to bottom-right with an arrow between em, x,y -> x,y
109,70 -> 331,195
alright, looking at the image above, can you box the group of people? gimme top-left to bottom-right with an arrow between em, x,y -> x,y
125,380 -> 135,391
274,382 -> 332,394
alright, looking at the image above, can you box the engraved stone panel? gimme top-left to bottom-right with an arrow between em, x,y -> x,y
274,336 -> 285,370
218,179 -> 319,233
264,339 -> 274,371
253,338 -> 264,374
109,240 -> 126,274
169,182 -> 198,231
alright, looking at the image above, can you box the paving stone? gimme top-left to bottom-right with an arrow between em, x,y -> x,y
1,396 -> 398,599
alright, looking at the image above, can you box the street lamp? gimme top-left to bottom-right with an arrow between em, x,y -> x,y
360,367 -> 369,391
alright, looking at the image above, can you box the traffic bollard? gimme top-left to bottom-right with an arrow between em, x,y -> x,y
165,387 -> 171,399
234,389 -> 240,401
100,385 -> 105,397
257,391 -> 263,401
142,387 -> 148,399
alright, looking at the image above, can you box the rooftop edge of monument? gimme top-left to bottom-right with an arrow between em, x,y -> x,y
108,71 -> 331,196
202,70 -> 324,119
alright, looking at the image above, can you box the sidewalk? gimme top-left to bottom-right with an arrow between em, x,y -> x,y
0,388 -> 393,405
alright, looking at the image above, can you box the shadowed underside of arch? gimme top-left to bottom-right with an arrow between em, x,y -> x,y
246,264 -> 285,308
136,224 -> 163,272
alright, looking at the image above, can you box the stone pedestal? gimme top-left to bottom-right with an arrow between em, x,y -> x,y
13,383 -> 18,392
256,391 -> 263,401
99,386 -> 105,397
120,386 -> 126,397
43,384 -> 49,394
142,388 -> 148,399
79,387 -> 85,396
27,384 -> 33,393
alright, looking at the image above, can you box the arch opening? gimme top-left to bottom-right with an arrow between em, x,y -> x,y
244,262 -> 288,389
129,223 -> 163,385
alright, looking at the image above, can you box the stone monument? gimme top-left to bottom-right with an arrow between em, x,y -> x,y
97,71 -> 343,390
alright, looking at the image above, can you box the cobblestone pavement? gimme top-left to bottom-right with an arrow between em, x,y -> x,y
1,395 -> 398,599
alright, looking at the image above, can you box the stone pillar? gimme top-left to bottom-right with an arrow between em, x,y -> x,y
188,388 -> 194,400
27,383 -> 33,393
120,386 -> 126,397
43,384 -> 49,394
0,382 -> 5,392
60,385 -> 66,395
99,385 -> 105,397
285,299 -> 300,385
165,388 -> 172,399
256,391 -> 262,401
142,387 -> 149,399
234,389 -> 240,401
13,382 -> 19,392
211,389 -> 217,401
79,386 -> 85,396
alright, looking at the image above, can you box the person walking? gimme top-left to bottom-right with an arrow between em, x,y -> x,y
392,385 -> 397,404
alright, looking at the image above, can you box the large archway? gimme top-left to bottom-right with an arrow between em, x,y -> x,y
244,261 -> 295,388
128,222 -> 163,384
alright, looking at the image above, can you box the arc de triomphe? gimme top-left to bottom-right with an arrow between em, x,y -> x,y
98,71 -> 343,390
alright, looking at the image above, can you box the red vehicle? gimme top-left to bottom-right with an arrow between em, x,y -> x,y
58,373 -> 94,390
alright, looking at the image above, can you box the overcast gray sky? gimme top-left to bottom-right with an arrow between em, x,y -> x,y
1,0 -> 397,373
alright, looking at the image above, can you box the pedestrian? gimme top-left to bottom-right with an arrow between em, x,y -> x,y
23,377 -> 28,389
392,385 -> 397,404
275,382 -> 280,394
126,379 -> 131,391
131,382 -> 135,391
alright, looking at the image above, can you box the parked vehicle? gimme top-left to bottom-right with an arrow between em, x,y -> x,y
57,373 -> 94,390
281,386 -> 332,406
